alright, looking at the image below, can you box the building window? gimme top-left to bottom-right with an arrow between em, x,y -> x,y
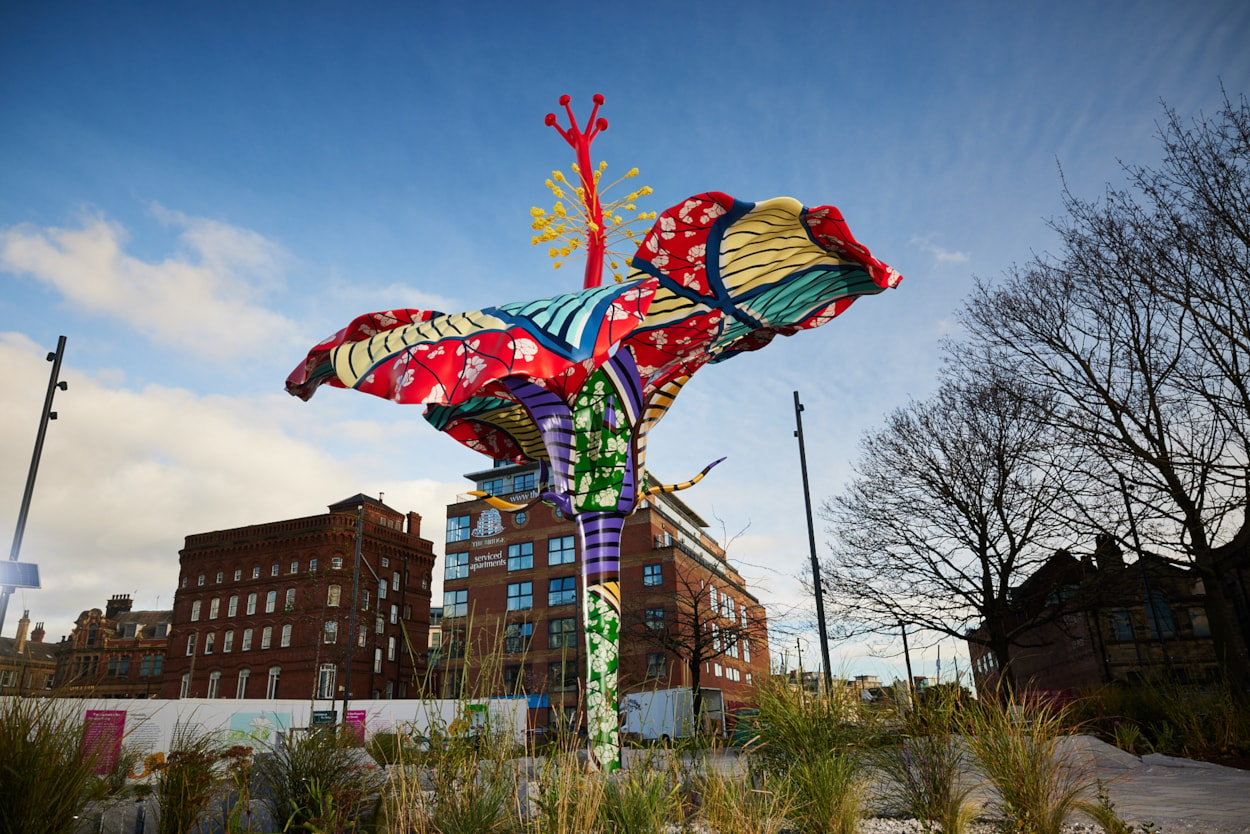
361,589 -> 370,611
252,566 -> 260,579
197,574 -> 205,586
204,633 -> 215,655
392,571 -> 400,591
549,661 -> 578,692
1190,607 -> 1211,637
266,667 -> 280,699
223,630 -> 234,653
246,593 -> 257,615
261,626 -> 272,650
645,608 -> 665,631
508,542 -> 534,571
139,654 -> 160,677
376,615 -> 385,634
233,569 -> 242,582
181,577 -> 187,589
289,560 -> 299,574
714,663 -> 723,678
388,635 -> 396,661
327,584 -> 342,607
242,628 -> 253,651
186,633 -> 197,656
324,621 -> 338,644
709,585 -> 719,612
548,576 -> 577,607
270,564 -> 279,577
743,640 -> 752,663
445,552 -> 469,580
236,669 -> 250,699
1145,590 -> 1177,639
548,535 -> 576,566
331,556 -> 343,569
309,558 -> 318,572
514,472 -> 536,491
180,674 -> 191,698
1111,610 -> 1134,641
374,648 -> 383,673
444,589 -> 468,618
646,653 -> 666,678
281,624 -> 292,648
215,571 -> 224,584
504,664 -> 528,693
190,600 -> 202,622
227,595 -> 239,617
317,664 -> 336,699
548,616 -> 577,650
507,582 -> 533,611
152,623 -> 169,639
265,591 -> 276,614
358,624 -> 367,648
207,671 -> 221,698
505,622 -> 534,653
390,604 -> 398,624
643,564 -> 662,586
379,578 -> 387,600
447,515 -> 471,543
209,598 -> 220,620
381,557 -> 389,568
481,477 -> 505,495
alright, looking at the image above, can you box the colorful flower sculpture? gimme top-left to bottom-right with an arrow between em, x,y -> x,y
287,96 -> 901,770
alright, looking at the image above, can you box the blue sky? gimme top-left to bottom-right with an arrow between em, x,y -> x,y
2,1 -> 1247,681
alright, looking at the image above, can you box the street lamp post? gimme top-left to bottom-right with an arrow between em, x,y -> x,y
794,391 -> 834,692
1,336 -> 68,636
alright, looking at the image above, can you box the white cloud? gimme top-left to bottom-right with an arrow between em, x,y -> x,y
0,208 -> 303,362
0,333 -> 462,640
909,234 -> 971,265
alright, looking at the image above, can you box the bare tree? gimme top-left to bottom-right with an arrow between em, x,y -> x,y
957,94 -> 1250,685
622,567 -> 766,729
820,371 -> 1079,688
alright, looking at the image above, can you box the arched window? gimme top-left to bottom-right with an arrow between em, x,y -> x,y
266,667 -> 280,698
327,585 -> 342,607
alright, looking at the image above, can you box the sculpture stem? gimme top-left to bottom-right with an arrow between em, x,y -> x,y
576,509 -> 624,771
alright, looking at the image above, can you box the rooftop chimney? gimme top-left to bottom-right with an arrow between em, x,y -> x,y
106,594 -> 133,620
31,621 -> 45,643
407,511 -> 423,537
14,610 -> 30,654
1093,533 -> 1125,571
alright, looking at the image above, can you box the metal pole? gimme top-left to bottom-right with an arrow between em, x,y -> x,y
1,336 -> 67,636
342,502 -> 364,726
900,620 -> 916,701
794,391 -> 833,691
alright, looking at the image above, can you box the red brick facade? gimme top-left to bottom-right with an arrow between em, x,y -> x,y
439,463 -> 771,729
160,495 -> 435,702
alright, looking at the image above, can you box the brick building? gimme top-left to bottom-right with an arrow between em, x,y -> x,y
56,594 -> 172,697
968,540 -> 1223,696
160,495 -> 436,703
0,610 -> 57,695
440,462 -> 771,731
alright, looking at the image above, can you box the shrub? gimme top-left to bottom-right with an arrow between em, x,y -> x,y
255,728 -> 383,833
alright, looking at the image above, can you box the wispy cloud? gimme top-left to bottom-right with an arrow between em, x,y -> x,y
909,234 -> 971,265
0,206 -> 302,362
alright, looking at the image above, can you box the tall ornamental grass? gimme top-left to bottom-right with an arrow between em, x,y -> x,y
963,696 -> 1093,834
872,687 -> 979,834
0,696 -> 99,834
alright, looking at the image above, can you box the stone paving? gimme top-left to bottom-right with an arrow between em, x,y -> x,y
1067,737 -> 1250,833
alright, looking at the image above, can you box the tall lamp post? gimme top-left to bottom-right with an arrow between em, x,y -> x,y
794,391 -> 833,692
1,336 -> 68,636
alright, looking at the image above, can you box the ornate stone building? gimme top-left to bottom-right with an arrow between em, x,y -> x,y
0,610 -> 58,695
54,594 -> 172,698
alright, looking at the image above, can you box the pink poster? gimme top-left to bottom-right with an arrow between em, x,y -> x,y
345,709 -> 366,742
82,710 -> 127,775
